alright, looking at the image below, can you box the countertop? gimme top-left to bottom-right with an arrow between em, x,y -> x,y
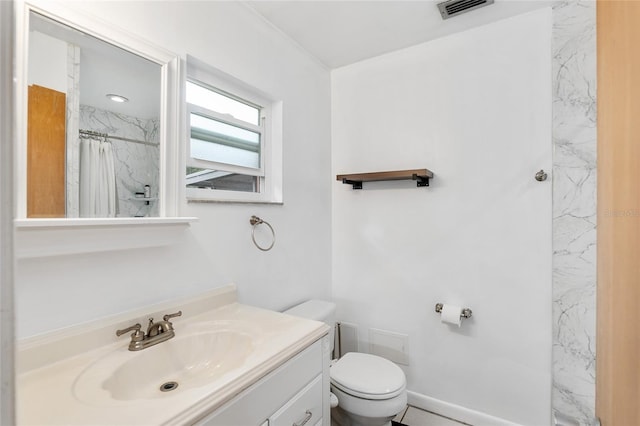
17,284 -> 328,425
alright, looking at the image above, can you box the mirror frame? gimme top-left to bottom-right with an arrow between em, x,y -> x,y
14,0 -> 183,222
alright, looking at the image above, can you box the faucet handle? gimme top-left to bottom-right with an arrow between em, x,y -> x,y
163,311 -> 182,322
116,323 -> 142,337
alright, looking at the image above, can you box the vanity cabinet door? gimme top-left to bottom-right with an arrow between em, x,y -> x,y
269,375 -> 322,426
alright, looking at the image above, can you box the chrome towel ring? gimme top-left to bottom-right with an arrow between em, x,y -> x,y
250,215 -> 275,251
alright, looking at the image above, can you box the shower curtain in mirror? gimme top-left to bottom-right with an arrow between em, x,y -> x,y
79,137 -> 116,217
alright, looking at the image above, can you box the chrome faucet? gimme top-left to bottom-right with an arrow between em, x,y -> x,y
116,311 -> 182,351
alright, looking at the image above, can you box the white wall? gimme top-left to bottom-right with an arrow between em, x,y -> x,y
332,9 -> 552,426
28,31 -> 67,92
15,1 -> 332,337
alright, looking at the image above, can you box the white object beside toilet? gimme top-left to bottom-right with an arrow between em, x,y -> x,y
284,300 -> 407,426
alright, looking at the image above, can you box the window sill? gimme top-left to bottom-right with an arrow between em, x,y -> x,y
15,217 -> 198,258
186,190 -> 282,204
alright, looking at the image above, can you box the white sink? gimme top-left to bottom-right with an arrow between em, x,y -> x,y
73,322 -> 254,403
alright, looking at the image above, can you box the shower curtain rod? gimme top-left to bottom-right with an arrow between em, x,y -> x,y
78,129 -> 159,147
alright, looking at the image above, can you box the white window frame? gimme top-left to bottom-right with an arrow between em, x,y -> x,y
185,56 -> 283,203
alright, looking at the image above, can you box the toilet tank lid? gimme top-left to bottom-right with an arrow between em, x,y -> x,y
283,299 -> 336,321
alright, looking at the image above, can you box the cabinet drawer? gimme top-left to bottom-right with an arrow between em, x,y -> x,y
269,375 -> 322,426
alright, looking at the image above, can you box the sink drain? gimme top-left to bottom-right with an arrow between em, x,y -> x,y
160,381 -> 179,392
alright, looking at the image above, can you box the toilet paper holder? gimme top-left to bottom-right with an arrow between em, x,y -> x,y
435,303 -> 472,319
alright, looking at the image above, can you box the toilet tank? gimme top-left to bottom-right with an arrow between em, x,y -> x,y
284,300 -> 336,353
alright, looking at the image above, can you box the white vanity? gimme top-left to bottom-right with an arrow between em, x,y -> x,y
17,284 -> 330,425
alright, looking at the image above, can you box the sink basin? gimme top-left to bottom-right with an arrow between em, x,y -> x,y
73,324 -> 254,404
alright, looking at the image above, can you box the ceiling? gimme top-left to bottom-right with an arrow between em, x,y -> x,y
245,0 -> 554,69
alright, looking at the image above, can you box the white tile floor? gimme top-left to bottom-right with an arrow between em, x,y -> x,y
393,406 -> 469,426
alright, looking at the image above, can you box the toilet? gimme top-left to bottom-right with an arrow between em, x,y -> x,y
284,300 -> 407,426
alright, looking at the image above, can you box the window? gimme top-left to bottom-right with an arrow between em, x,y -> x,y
185,57 -> 283,203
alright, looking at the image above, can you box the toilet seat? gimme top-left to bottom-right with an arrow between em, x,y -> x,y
330,352 -> 406,400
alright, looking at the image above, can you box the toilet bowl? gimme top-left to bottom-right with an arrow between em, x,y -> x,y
284,300 -> 407,426
330,352 -> 407,426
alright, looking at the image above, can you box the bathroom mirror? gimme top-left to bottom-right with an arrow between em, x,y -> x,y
16,5 -> 181,220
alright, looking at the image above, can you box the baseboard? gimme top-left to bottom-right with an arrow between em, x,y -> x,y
407,391 -> 522,426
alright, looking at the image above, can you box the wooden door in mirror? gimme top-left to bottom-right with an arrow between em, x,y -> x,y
27,84 -> 66,218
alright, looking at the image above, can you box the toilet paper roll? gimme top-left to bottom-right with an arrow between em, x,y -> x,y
440,304 -> 462,327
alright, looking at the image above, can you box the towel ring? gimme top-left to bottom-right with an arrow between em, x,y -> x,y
250,215 -> 275,251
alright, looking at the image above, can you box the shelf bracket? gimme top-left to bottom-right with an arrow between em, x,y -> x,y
342,178 -> 363,190
413,174 -> 430,187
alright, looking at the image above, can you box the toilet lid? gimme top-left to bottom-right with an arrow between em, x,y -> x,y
330,353 -> 406,400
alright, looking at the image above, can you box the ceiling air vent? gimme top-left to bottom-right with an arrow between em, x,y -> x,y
437,0 -> 495,20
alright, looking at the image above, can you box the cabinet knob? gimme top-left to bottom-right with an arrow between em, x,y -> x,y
292,410 -> 312,426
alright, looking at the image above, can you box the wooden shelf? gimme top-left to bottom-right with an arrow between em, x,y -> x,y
336,168 -> 433,189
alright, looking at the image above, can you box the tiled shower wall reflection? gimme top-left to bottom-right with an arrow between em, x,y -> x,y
78,105 -> 159,217
552,1 -> 596,423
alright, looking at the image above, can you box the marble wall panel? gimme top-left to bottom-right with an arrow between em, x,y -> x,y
552,1 -> 597,423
